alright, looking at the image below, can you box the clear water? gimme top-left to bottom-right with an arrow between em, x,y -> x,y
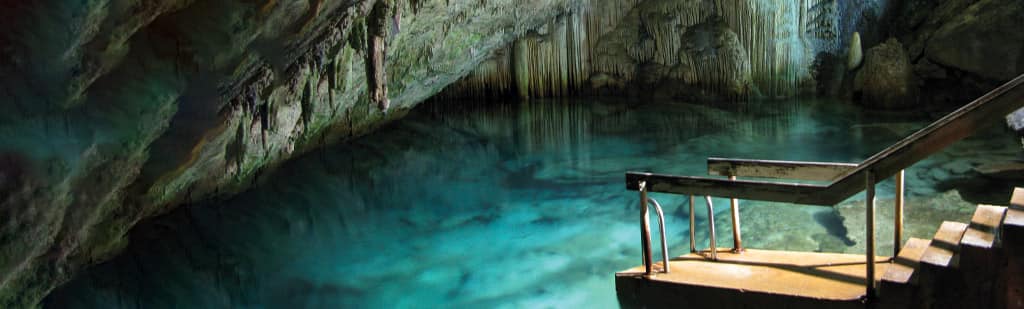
46,98 -> 1020,308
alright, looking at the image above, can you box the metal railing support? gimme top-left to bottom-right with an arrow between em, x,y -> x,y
705,196 -> 718,261
648,198 -> 670,273
894,169 -> 905,256
638,181 -> 671,275
640,181 -> 653,275
865,171 -> 877,299
729,176 -> 743,252
689,195 -> 696,253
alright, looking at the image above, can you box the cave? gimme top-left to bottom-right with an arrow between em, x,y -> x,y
1,0 -> 1023,308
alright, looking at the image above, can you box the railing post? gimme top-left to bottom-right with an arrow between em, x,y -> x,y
894,169 -> 905,256
689,195 -> 696,253
865,171 -> 877,299
640,181 -> 654,275
729,175 -> 743,252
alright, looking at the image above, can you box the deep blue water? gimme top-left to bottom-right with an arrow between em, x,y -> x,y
46,98 -> 1018,308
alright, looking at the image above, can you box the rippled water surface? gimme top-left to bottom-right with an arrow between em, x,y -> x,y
47,98 -> 1020,308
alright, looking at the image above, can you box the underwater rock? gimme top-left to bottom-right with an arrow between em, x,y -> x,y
846,32 -> 863,71
725,201 -> 843,253
854,38 -> 916,109
836,190 -> 975,255
975,161 -> 1024,182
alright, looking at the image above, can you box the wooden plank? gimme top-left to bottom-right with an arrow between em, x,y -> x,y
707,157 -> 857,181
625,172 -> 832,205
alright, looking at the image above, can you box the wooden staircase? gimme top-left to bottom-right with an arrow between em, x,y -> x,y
876,188 -> 1024,309
620,75 -> 1024,308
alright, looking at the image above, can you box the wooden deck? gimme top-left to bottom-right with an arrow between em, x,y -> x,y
616,249 -> 891,308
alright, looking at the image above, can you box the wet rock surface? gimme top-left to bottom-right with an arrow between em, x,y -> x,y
854,38 -> 916,108
665,17 -> 753,101
924,0 -> 1024,82
445,0 -> 890,101
888,0 -> 1024,105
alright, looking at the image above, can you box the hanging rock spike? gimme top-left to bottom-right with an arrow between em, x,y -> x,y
366,0 -> 393,112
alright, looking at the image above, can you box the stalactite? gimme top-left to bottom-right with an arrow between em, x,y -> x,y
365,0 -> 393,112
443,0 -> 844,100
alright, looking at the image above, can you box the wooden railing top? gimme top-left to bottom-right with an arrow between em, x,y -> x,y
627,73 -> 1024,206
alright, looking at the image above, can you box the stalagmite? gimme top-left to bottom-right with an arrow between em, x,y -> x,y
847,31 -> 862,70
365,0 -> 393,112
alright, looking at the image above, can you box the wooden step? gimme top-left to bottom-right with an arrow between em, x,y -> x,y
881,237 -> 931,285
962,205 -> 1007,250
1004,188 -> 1024,309
960,205 -> 1009,309
878,238 -> 930,306
1005,187 -> 1024,235
914,221 -> 969,309
920,221 -> 968,268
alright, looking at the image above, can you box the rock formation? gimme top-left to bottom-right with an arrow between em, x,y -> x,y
0,0 -> 583,306
885,0 -> 1024,105
846,31 -> 862,70
442,0 -> 888,101
666,16 -> 754,101
854,38 -> 916,108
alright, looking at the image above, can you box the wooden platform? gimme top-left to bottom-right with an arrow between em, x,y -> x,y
616,249 -> 890,308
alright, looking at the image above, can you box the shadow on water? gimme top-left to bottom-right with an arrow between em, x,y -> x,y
813,210 -> 856,246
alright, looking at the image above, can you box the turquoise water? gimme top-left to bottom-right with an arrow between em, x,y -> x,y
46,98 -> 1019,308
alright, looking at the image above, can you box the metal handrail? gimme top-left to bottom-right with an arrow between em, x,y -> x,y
638,181 -> 670,275
626,73 -> 1024,205
704,196 -> 718,261
625,73 -> 1024,299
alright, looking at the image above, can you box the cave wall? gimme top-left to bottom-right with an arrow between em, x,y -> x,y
0,0 -> 586,306
883,0 -> 1024,105
441,0 -> 890,101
